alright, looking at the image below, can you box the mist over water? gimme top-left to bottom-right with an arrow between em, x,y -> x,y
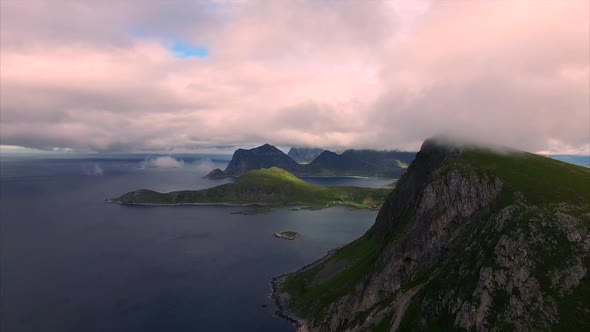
0,154 -> 386,332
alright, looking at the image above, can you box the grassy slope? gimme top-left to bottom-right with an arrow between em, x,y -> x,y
282,236 -> 380,322
115,167 -> 390,208
459,149 -> 590,205
280,148 -> 590,327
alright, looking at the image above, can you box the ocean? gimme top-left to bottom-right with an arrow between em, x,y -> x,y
0,154 -> 389,332
550,155 -> 590,168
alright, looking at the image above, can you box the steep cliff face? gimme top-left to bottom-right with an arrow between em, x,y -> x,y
275,138 -> 590,331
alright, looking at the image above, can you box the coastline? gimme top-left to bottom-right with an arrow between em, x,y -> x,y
297,175 -> 396,180
207,174 -> 398,180
270,245 -> 345,331
105,200 -> 380,210
105,200 -> 268,207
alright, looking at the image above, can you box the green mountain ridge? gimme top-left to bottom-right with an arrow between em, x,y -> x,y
110,167 -> 390,209
274,138 -> 590,331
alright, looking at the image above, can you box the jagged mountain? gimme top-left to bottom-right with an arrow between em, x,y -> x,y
219,143 -> 303,177
341,149 -> 415,169
304,150 -> 373,176
303,149 -> 416,177
274,138 -> 590,331
206,144 -> 416,178
288,147 -> 326,163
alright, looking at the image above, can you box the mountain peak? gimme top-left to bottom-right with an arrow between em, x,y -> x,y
275,138 -> 590,331
257,143 -> 275,149
222,143 -> 301,177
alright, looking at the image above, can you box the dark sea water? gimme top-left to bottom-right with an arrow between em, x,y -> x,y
0,154 -> 388,332
300,176 -> 393,188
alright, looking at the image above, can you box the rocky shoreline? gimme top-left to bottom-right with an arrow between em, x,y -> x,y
105,198 -> 267,208
271,274 -> 307,331
270,245 -> 345,331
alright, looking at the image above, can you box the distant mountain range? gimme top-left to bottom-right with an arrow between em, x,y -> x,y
287,147 -> 325,163
205,144 -> 416,179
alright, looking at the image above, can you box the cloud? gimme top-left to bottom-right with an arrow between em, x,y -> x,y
140,156 -> 185,169
186,158 -> 216,174
82,163 -> 104,176
0,0 -> 588,154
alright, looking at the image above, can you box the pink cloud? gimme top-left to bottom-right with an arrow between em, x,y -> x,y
0,0 -> 588,154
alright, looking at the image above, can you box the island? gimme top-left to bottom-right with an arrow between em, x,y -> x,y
273,231 -> 301,240
109,167 -> 390,209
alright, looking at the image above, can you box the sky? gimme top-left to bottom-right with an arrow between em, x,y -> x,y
1,0 -> 589,154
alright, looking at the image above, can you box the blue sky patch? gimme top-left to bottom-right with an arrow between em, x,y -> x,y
170,42 -> 209,59
129,27 -> 209,59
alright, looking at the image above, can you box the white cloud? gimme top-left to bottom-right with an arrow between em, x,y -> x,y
140,156 -> 185,168
82,163 -> 104,176
186,158 -> 216,173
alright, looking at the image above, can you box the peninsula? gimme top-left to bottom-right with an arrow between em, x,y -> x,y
109,167 -> 389,209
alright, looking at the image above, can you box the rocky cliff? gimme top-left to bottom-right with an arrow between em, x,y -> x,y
275,138 -> 590,331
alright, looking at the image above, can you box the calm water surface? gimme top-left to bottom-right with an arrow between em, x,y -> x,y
0,154 -> 390,332
550,155 -> 590,168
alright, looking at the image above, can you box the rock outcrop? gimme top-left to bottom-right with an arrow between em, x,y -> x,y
275,138 -> 590,331
204,168 -> 225,179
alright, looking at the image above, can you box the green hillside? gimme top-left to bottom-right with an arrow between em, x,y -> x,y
111,167 -> 390,209
459,149 -> 590,204
275,141 -> 590,331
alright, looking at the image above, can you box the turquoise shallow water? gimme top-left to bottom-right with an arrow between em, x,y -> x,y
0,154 -> 388,332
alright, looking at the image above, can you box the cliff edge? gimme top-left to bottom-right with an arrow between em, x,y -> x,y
275,137 -> 590,331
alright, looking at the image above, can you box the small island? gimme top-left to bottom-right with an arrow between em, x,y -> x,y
109,167 -> 390,209
273,231 -> 301,240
